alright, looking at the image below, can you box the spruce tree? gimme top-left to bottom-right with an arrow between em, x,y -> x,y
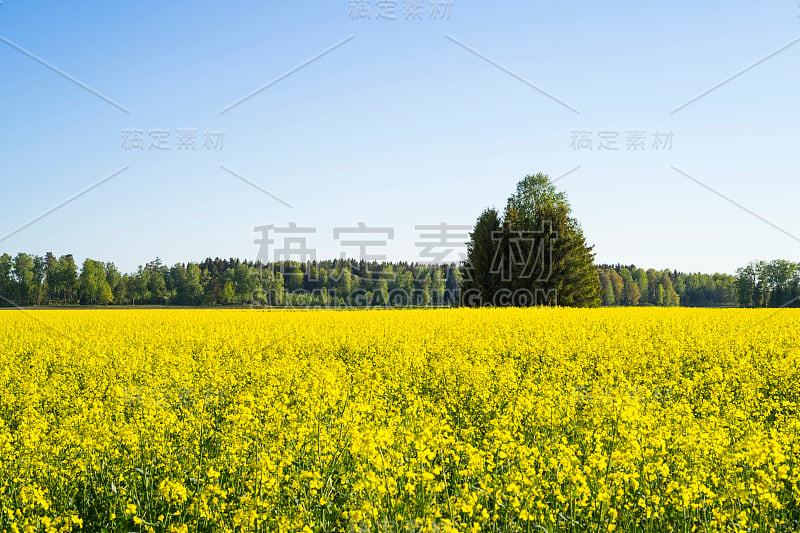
462,208 -> 502,305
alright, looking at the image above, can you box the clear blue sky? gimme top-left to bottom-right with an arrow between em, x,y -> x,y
1,0 -> 798,274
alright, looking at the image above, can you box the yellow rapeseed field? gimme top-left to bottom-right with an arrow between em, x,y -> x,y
0,308 -> 798,533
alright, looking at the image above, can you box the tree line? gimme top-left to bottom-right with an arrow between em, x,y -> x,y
0,252 -> 794,308
735,260 -> 800,308
597,266 -> 741,307
0,253 -> 462,307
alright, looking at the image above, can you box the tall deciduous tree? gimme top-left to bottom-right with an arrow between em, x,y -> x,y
44,252 -> 58,303
598,269 -> 615,306
59,255 -> 78,304
608,270 -> 624,305
661,271 -> 680,307
634,269 -> 648,304
79,259 -> 109,305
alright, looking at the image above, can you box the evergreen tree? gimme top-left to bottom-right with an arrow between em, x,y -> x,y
462,208 -> 502,306
465,173 -> 600,307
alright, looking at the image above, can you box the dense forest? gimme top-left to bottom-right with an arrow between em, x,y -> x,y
598,260 -> 800,308
0,253 -> 461,308
598,265 -> 734,307
1,251 -> 798,308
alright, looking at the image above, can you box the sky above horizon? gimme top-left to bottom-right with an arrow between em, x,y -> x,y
1,1 -> 799,275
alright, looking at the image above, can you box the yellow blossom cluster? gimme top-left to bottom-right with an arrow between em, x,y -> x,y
0,308 -> 798,532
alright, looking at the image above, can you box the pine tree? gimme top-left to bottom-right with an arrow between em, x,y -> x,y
463,208 -> 502,306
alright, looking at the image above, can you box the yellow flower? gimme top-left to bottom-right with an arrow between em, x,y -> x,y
0,308 -> 797,531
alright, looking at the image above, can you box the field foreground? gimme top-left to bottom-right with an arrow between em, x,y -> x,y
0,308 -> 798,532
